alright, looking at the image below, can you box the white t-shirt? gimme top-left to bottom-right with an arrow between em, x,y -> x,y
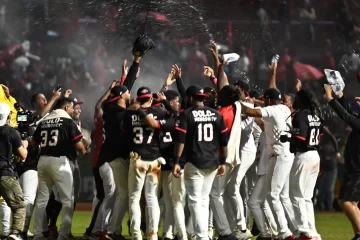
240,103 -> 257,154
257,132 -> 267,176
260,104 -> 292,156
253,122 -> 262,148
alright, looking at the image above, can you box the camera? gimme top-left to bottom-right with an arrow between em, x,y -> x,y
14,103 -> 37,140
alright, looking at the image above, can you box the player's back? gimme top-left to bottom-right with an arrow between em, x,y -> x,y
181,105 -> 227,169
34,112 -> 82,158
123,106 -> 167,160
290,109 -> 322,153
261,104 -> 292,155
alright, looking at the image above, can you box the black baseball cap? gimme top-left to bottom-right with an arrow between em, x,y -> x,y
263,88 -> 282,100
185,85 -> 208,98
108,85 -> 128,102
137,86 -> 152,99
164,90 -> 179,101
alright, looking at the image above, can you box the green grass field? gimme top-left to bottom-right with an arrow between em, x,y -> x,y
29,211 -> 354,240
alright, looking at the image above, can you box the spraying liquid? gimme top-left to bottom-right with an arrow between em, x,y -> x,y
188,5 -> 214,41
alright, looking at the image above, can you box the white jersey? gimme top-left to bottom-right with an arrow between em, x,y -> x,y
257,132 -> 267,175
260,104 -> 292,156
253,122 -> 262,148
240,102 -> 257,154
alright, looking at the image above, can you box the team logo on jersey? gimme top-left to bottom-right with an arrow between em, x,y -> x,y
192,110 -> 217,122
160,120 -> 166,125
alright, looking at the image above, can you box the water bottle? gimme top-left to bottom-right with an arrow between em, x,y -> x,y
271,54 -> 280,64
223,53 -> 240,63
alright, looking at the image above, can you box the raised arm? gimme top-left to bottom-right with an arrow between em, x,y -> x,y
324,84 -> 360,130
336,91 -> 359,118
217,61 -> 229,92
94,80 -> 117,120
269,62 -> 277,89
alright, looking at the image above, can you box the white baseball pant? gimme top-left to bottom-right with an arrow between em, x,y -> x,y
266,154 -> 296,239
33,156 -> 74,240
161,170 -> 175,239
0,199 -> 11,236
209,164 -> 233,236
128,158 -> 162,240
184,162 -> 217,240
248,175 -> 277,237
19,170 -> 38,233
290,151 -> 320,237
108,158 -> 129,235
93,162 -> 116,233
226,151 -> 256,231
172,170 -> 190,240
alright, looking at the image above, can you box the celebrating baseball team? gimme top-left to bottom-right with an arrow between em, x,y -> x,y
1,36 -> 359,240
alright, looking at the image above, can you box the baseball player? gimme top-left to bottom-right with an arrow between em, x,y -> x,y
88,85 -> 130,240
282,90 -> 323,240
241,88 -> 296,240
32,97 -> 86,240
208,85 -> 241,240
121,87 -> 169,240
248,131 -> 278,239
173,86 -> 228,240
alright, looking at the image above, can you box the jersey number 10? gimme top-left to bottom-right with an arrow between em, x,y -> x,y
309,128 -> 320,146
197,123 -> 214,142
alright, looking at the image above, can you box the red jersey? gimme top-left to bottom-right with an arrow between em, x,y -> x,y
218,105 -> 235,138
92,116 -> 104,168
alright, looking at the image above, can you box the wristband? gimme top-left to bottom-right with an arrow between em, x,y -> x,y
137,108 -> 147,119
174,157 -> 180,165
219,157 -> 226,165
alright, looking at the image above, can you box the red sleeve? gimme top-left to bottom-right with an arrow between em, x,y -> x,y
120,75 -> 127,85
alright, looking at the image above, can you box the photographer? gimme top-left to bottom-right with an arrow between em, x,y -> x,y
0,103 -> 28,240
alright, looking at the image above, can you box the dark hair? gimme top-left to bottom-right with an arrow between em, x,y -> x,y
218,85 -> 241,107
284,93 -> 295,104
138,97 -> 151,105
30,93 -> 41,108
54,97 -> 74,110
294,90 -> 324,122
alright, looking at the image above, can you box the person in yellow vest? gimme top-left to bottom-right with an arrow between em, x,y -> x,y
0,84 -> 19,128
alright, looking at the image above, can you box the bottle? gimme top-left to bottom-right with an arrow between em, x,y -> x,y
223,53 -> 240,63
271,54 -> 280,64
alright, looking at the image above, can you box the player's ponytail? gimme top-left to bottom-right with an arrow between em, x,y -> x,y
296,90 -> 324,123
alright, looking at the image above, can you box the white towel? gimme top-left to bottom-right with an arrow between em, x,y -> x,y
226,101 -> 242,167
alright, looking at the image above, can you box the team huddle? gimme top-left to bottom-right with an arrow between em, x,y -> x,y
0,39 -> 330,240
71,53 -> 323,240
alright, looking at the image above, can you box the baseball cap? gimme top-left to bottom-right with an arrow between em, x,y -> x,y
137,86 -> 152,99
263,88 -> 282,100
164,90 -> 179,101
0,103 -> 11,126
73,98 -> 84,106
185,85 -> 208,98
108,85 -> 129,102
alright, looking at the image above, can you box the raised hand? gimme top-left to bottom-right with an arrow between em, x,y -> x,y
323,84 -> 333,102
122,59 -> 129,76
204,66 -> 215,78
64,89 -> 72,98
209,41 -> 218,57
165,70 -> 176,87
172,64 -> 182,79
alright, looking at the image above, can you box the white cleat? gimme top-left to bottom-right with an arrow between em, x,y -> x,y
27,231 -> 34,237
312,235 -> 322,240
235,229 -> 252,240
208,228 -> 214,240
